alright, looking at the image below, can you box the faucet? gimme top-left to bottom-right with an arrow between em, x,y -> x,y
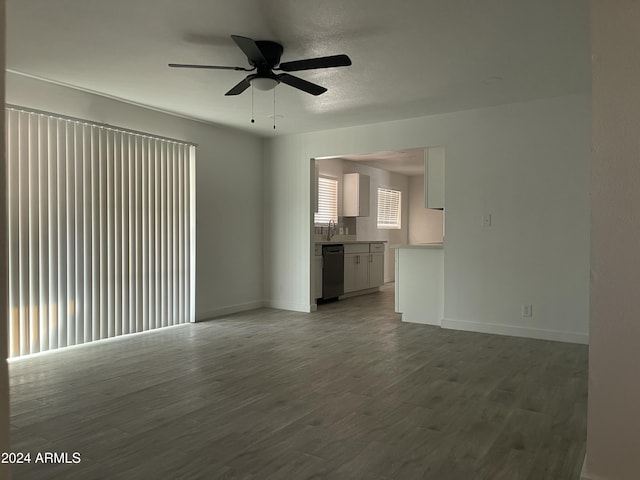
327,219 -> 336,241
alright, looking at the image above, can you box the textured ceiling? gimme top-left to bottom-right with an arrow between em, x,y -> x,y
6,0 -> 591,137
329,149 -> 427,176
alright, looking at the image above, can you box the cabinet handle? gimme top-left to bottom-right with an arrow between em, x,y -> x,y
370,254 -> 373,263
356,255 -> 360,264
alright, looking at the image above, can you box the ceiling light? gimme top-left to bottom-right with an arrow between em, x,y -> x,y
251,77 -> 279,91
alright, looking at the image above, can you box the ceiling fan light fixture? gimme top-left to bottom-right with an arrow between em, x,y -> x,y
250,77 -> 279,91
169,35 -> 351,98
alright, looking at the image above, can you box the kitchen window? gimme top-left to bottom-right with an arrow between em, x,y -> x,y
315,176 -> 338,225
377,187 -> 402,229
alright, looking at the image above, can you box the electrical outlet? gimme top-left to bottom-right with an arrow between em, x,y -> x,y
481,214 -> 492,227
522,304 -> 532,317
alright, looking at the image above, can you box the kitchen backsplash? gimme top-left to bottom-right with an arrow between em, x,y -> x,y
314,233 -> 358,242
314,217 -> 357,238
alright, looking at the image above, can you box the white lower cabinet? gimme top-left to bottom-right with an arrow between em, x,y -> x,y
343,243 -> 384,294
344,254 -> 356,293
344,253 -> 369,293
369,252 -> 384,288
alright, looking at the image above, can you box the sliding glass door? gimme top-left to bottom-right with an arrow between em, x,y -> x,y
6,107 -> 196,357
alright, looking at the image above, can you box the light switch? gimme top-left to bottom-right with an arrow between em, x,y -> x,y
481,214 -> 492,227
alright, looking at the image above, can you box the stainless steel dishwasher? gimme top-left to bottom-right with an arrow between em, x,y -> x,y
321,244 -> 344,300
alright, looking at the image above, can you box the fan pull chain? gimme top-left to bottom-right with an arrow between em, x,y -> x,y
273,88 -> 276,130
251,84 -> 255,123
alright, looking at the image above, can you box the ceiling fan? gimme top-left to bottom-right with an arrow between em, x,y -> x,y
169,35 -> 352,96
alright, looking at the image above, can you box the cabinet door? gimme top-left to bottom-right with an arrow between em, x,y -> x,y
369,253 -> 384,288
354,254 -> 370,291
314,255 -> 323,299
343,173 -> 370,217
344,253 -> 358,293
357,176 -> 370,217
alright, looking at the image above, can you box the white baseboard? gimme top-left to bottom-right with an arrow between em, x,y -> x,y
401,314 -> 442,326
196,300 -> 265,321
441,318 -> 589,344
263,300 -> 312,313
339,287 -> 380,299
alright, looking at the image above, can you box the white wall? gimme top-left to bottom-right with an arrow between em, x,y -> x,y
6,72 -> 265,321
586,2 -> 640,479
265,93 -> 590,343
264,134 -> 311,311
317,158 -> 409,283
408,175 -> 444,244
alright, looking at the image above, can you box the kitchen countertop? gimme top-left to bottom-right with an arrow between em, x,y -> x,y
391,243 -> 444,249
316,240 -> 387,245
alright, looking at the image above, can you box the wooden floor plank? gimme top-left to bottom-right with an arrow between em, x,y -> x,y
9,284 -> 587,479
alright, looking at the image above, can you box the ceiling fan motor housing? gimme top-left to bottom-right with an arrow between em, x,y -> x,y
253,41 -> 284,68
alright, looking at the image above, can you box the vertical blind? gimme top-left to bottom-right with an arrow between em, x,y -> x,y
377,187 -> 402,229
6,107 -> 196,357
315,176 -> 338,224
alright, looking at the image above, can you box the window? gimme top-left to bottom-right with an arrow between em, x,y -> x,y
377,187 -> 402,229
6,106 -> 196,357
315,176 -> 338,225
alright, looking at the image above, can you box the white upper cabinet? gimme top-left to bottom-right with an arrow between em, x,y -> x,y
425,147 -> 445,209
314,162 -> 320,213
343,173 -> 370,217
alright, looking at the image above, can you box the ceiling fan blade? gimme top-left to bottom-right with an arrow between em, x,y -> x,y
231,35 -> 268,66
225,77 -> 252,96
168,63 -> 253,71
278,73 -> 327,96
278,54 -> 352,72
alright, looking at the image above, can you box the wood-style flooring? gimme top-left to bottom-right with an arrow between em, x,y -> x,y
9,284 -> 588,479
